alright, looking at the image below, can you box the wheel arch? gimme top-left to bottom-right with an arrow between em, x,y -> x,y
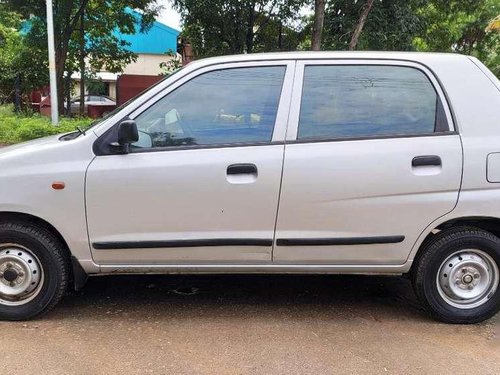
0,211 -> 88,290
411,216 -> 500,269
0,212 -> 69,249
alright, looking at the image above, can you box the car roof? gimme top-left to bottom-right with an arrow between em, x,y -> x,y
187,51 -> 471,70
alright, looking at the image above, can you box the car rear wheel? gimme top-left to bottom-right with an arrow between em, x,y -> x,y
0,222 -> 70,320
412,226 -> 500,323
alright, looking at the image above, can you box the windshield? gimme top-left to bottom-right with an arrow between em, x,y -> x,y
81,67 -> 185,133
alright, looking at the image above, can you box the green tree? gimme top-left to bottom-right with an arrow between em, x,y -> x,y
413,0 -> 500,77
348,0 -> 375,50
160,50 -> 182,75
253,14 -> 307,52
172,0 -> 306,57
0,8 -> 48,107
3,0 -> 161,113
319,0 -> 424,51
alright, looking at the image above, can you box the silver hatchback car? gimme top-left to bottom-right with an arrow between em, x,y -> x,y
0,52 -> 499,323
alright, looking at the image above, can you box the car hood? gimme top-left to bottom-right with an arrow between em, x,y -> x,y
0,131 -> 97,170
0,134 -> 65,159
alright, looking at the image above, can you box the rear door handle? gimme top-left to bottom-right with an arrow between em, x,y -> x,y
227,163 -> 258,175
412,155 -> 442,167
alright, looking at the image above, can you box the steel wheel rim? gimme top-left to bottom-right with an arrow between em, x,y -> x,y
0,244 -> 44,306
437,249 -> 499,309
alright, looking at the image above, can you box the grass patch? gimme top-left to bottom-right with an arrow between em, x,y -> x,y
0,105 -> 92,145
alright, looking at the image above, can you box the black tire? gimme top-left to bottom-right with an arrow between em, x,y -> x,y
412,226 -> 500,324
0,222 -> 70,320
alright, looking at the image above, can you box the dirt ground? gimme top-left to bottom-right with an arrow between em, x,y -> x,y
0,274 -> 498,375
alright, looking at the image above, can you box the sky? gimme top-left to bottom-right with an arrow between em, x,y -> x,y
156,0 -> 182,31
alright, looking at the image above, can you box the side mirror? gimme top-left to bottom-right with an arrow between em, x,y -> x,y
112,119 -> 139,154
118,120 -> 139,145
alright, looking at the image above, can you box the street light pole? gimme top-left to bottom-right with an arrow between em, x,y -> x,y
46,0 -> 59,125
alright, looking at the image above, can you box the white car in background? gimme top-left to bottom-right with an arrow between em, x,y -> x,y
66,95 -> 116,115
0,52 -> 499,323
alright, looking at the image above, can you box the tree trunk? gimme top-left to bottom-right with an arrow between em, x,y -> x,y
348,0 -> 375,51
245,1 -> 256,53
233,5 -> 243,54
55,49 -> 67,115
311,0 -> 325,51
50,0 -> 90,115
79,10 -> 85,115
65,71 -> 72,116
14,75 -> 21,113
278,21 -> 283,50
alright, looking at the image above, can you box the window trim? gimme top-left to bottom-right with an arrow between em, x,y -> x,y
122,140 -> 286,154
94,61 -> 295,156
286,60 -> 456,142
284,131 -> 457,146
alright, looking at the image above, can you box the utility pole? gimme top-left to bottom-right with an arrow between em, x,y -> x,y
46,0 -> 59,125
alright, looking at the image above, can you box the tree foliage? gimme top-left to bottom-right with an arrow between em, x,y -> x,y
487,15 -> 500,31
172,0 -> 306,56
172,0 -> 499,77
318,0 -> 424,51
1,0 -> 161,112
413,0 -> 500,76
0,8 -> 47,104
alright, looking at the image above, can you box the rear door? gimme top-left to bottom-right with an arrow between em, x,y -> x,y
274,60 -> 462,265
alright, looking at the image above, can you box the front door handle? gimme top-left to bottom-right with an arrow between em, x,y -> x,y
412,155 -> 442,167
227,163 -> 258,175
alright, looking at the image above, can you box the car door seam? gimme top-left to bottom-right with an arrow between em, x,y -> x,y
271,60 -> 297,262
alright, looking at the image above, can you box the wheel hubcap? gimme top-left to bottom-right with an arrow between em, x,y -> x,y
3,268 -> 19,282
0,244 -> 43,306
437,250 -> 499,309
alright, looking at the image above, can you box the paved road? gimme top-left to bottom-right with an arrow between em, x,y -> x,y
0,274 -> 498,374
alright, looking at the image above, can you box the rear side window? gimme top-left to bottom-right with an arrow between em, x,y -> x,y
298,65 -> 447,140
132,66 -> 286,149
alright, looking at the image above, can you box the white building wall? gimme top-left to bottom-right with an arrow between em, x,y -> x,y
123,53 -> 175,75
71,53 -> 177,100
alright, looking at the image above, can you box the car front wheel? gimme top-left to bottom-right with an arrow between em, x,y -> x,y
0,222 -> 70,320
412,226 -> 500,323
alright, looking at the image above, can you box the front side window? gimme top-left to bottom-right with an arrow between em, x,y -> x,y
133,66 -> 286,149
298,65 -> 444,140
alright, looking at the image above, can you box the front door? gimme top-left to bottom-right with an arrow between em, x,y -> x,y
86,62 -> 294,265
274,60 -> 463,265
